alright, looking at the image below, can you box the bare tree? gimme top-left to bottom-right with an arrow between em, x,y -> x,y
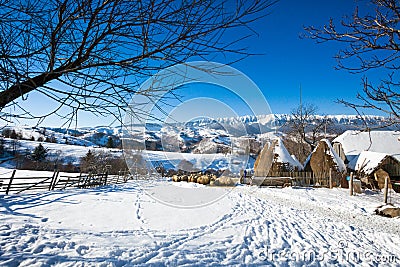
304,0 -> 400,128
284,103 -> 331,163
0,0 -> 276,125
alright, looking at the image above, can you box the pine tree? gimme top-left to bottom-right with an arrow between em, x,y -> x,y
0,137 -> 4,156
31,143 -> 48,162
106,137 -> 114,148
80,150 -> 97,172
10,130 -> 17,139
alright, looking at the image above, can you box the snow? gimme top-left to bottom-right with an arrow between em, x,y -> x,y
273,138 -> 303,170
333,130 -> 400,161
348,151 -> 389,175
1,175 -> 400,266
2,138 -> 121,165
142,150 -> 252,172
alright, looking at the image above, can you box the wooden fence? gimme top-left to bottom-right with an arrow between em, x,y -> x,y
0,169 -> 131,195
264,171 -> 332,187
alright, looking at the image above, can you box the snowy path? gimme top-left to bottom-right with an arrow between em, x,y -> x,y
1,181 -> 399,266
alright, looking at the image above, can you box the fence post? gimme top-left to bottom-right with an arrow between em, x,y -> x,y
5,170 -> 16,195
104,171 -> 108,186
51,171 -> 60,190
349,172 -> 354,196
384,176 -> 389,204
49,169 -> 57,191
77,173 -> 83,188
329,168 -> 333,189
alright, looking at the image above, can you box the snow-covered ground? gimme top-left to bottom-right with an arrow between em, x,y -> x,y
1,175 -> 399,266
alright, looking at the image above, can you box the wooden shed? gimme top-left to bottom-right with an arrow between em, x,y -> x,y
348,151 -> 400,190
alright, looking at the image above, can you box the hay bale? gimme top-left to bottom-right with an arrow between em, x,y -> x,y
374,169 -> 392,190
188,174 -> 197,183
375,207 -> 400,218
197,175 -> 210,185
214,176 -> 235,186
172,175 -> 180,182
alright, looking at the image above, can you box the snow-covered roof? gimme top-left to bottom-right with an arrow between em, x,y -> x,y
348,151 -> 391,175
273,138 -> 303,170
333,130 -> 400,160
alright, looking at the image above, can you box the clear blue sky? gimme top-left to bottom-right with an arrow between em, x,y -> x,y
230,0 -> 369,116
14,0 -> 388,127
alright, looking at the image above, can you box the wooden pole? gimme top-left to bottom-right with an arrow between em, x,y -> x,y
49,169 -> 57,191
349,172 -> 354,196
384,176 -> 389,204
5,170 -> 16,195
329,168 -> 333,189
51,171 -> 60,190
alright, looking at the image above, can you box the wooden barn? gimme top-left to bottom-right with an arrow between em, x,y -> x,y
304,139 -> 346,187
332,130 -> 400,164
348,151 -> 400,191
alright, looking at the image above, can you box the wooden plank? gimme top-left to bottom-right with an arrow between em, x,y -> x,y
5,170 -> 16,195
51,171 -> 60,190
15,176 -> 53,194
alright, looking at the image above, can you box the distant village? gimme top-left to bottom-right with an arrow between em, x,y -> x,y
252,130 -> 400,193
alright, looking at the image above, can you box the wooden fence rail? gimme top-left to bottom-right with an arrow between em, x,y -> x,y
261,171 -> 332,187
0,169 -> 131,195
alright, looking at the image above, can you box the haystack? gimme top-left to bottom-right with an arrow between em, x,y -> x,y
254,138 -> 303,177
304,139 -> 346,187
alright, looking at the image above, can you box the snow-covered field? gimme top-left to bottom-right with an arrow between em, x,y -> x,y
1,176 -> 399,266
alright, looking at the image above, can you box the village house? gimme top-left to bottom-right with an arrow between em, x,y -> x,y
348,151 -> 400,191
332,130 -> 400,163
332,130 -> 400,190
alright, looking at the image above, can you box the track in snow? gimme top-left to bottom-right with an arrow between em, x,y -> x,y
1,181 -> 399,266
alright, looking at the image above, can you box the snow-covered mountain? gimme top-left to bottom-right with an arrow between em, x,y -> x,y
0,114 -> 395,156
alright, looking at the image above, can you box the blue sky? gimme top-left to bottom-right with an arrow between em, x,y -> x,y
230,0 -> 365,115
13,0 -> 389,127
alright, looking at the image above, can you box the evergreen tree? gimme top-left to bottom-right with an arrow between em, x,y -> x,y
2,128 -> 11,138
31,143 -> 48,162
106,137 -> 114,148
10,130 -> 17,139
80,150 -> 97,172
0,137 -> 4,156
